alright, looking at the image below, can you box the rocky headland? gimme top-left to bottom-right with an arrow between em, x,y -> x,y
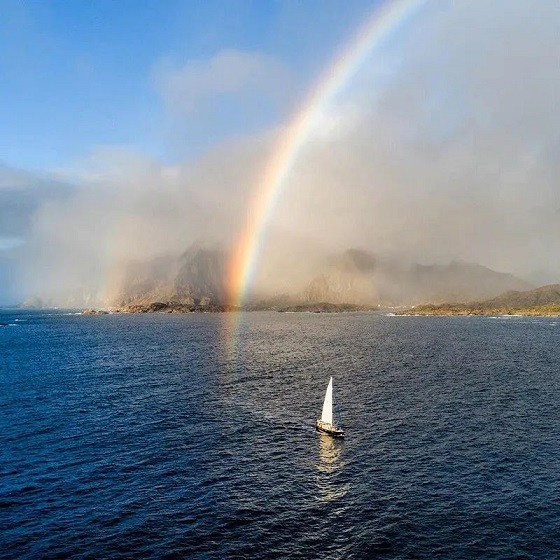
118,301 -> 236,313
399,284 -> 560,316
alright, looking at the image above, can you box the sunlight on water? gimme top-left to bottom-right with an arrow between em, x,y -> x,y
317,434 -> 344,474
315,434 -> 349,502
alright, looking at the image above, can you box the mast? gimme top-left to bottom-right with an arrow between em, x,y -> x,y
321,377 -> 333,425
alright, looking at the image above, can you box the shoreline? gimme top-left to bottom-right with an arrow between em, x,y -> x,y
81,302 -> 377,315
396,305 -> 560,317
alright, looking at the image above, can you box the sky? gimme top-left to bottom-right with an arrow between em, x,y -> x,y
0,0 -> 378,170
2,0 -> 560,305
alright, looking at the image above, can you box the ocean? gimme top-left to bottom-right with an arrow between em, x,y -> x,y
1,310 -> 559,559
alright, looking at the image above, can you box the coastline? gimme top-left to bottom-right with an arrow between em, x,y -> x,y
81,301 -> 376,314
397,304 -> 560,317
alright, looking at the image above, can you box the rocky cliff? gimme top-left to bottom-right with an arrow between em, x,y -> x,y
108,246 -> 533,311
113,247 -> 228,307
302,250 -> 532,306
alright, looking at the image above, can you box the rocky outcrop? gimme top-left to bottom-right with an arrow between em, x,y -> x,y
173,248 -> 227,303
112,247 -> 228,307
117,301 -> 234,313
303,250 -> 379,304
303,251 -> 532,306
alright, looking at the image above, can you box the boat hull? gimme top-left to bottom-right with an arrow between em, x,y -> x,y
316,420 -> 344,438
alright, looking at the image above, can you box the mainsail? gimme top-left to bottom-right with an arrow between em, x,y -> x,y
321,376 -> 334,425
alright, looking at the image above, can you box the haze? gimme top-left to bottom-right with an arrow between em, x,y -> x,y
1,0 -> 559,306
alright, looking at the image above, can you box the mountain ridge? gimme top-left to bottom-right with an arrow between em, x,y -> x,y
105,247 -> 533,311
20,246 -> 538,311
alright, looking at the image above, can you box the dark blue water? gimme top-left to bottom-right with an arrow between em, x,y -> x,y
1,310 -> 559,559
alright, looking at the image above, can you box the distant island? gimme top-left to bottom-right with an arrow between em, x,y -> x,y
22,247 -> 559,316
79,248 -> 536,313
399,284 -> 560,316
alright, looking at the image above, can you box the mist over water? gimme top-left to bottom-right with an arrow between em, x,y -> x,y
5,0 -> 560,305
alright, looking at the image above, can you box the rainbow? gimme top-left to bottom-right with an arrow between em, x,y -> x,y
227,0 -> 426,307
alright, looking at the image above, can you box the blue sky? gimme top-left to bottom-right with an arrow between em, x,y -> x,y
0,0 -> 379,171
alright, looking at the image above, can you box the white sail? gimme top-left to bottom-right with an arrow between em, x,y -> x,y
321,377 -> 334,425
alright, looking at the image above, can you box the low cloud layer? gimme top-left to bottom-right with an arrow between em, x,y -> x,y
154,49 -> 295,157
155,49 -> 293,116
260,0 -> 560,285
10,1 -> 560,305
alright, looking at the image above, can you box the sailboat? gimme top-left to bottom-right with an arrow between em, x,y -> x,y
316,376 -> 345,438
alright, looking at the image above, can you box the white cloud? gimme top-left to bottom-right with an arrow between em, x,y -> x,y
154,49 -> 293,115
263,0 -> 560,283
20,133 -> 272,305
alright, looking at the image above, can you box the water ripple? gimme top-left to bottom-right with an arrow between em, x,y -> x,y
1,311 -> 559,558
